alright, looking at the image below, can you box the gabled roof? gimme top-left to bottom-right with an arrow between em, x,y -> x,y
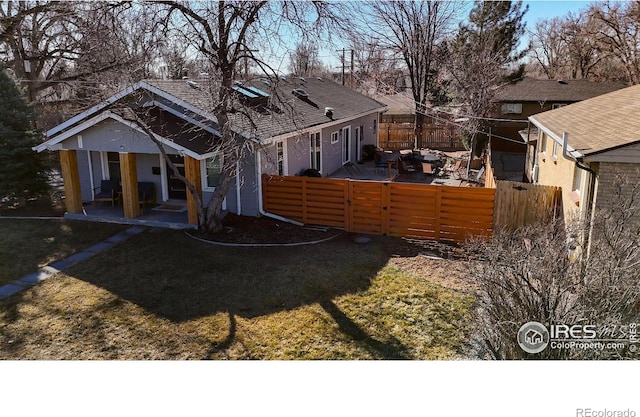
529,84 -> 640,156
494,77 -> 627,103
40,77 -> 386,155
143,77 -> 386,139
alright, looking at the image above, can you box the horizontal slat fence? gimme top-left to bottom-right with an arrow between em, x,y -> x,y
263,175 -> 495,243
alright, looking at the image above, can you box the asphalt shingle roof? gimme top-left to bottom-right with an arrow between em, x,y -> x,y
529,84 -> 640,156
494,77 -> 627,103
144,77 -> 386,140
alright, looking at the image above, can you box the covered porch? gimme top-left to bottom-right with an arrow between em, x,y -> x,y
59,149 -> 203,227
65,202 -> 194,230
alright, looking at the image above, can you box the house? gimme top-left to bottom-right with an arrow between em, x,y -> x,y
489,77 -> 626,181
34,77 -> 387,225
527,84 -> 640,225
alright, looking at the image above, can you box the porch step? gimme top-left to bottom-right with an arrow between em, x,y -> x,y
64,212 -> 196,230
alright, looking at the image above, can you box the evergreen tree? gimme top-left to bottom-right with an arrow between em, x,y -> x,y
0,65 -> 50,203
447,1 -> 528,153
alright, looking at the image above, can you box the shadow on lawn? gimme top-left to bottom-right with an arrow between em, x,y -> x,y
64,229 -> 414,358
70,229 -> 400,309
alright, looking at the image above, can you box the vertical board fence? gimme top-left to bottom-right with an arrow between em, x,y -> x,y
493,180 -> 561,230
262,175 -> 495,243
379,125 -> 465,151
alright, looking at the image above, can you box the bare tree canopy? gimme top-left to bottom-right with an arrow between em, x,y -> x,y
347,0 -> 462,144
447,0 -> 528,153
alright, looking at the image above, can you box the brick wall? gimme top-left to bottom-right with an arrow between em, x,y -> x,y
594,162 -> 640,213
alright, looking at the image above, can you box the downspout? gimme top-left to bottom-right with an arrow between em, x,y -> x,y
562,132 -> 597,254
235,160 -> 241,215
256,145 -> 304,226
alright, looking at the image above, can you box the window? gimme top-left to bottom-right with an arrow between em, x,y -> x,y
539,133 -> 548,157
330,131 -> 339,144
310,132 -> 321,171
276,141 -> 284,175
573,167 -> 583,192
373,118 -> 377,133
501,103 -> 523,114
204,153 -> 223,189
552,140 -> 559,159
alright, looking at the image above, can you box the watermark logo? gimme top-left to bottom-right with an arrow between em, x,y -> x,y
517,321 -> 550,354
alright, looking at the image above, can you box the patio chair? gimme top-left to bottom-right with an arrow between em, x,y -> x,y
138,182 -> 156,210
374,151 -> 388,174
93,179 -> 120,206
422,162 -> 434,180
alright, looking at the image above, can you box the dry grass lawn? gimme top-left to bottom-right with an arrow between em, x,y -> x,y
0,227 -> 476,360
0,219 -> 126,286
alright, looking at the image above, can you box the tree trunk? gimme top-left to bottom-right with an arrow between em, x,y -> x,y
202,171 -> 233,234
414,110 -> 425,150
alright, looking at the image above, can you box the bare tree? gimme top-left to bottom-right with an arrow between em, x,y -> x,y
447,1 -> 528,154
468,175 -> 640,360
288,42 -> 324,76
123,0 -> 342,233
528,17 -> 569,80
589,1 -> 640,85
350,1 -> 461,146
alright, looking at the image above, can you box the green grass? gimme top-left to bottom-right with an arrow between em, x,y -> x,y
0,219 -> 127,286
0,227 -> 475,359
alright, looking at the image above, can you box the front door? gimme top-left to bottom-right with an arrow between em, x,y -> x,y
167,154 -> 186,200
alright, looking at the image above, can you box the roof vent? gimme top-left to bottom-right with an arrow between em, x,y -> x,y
292,88 -> 309,99
316,77 -> 323,82
187,80 -> 200,89
260,78 -> 271,86
558,79 -> 568,85
298,77 -> 306,82
324,107 -> 334,118
279,75 -> 288,83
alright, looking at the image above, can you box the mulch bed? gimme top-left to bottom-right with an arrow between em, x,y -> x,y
189,213 -> 343,244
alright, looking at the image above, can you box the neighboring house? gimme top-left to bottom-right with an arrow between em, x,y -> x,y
489,77 -> 626,181
527,84 -> 640,225
34,77 -> 387,225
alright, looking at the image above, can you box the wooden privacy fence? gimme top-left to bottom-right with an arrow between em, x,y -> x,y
262,175 -> 495,243
379,125 -> 465,151
493,180 -> 561,230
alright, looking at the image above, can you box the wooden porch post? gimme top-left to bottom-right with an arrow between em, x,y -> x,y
184,156 -> 202,226
119,152 -> 140,218
59,150 -> 83,213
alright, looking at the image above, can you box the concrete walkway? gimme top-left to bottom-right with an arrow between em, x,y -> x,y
0,226 -> 146,300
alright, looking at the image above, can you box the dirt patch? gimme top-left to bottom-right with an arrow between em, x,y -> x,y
189,213 -> 343,244
385,238 -> 478,295
190,214 -> 478,293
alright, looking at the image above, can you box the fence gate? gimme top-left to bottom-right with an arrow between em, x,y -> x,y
262,175 -> 496,243
348,181 -> 386,235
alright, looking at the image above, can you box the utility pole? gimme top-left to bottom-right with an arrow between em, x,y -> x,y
242,47 -> 259,80
341,48 -> 345,86
350,49 -> 354,89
